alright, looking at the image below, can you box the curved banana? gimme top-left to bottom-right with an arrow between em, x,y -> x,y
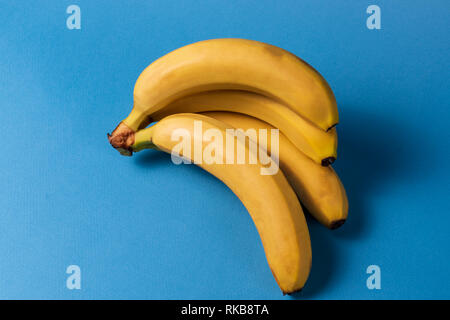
108,38 -> 339,152
202,111 -> 348,229
151,90 -> 337,166
131,113 -> 312,294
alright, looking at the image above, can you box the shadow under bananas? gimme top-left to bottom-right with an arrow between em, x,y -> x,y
291,105 -> 434,299
331,106 -> 430,240
132,107 -> 433,298
134,148 -> 173,167
289,215 -> 337,299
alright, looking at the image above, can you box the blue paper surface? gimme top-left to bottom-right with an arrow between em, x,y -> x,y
0,0 -> 449,299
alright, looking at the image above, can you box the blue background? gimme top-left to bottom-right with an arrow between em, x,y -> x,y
0,0 -> 449,299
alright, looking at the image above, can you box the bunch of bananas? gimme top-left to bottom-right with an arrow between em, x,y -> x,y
108,38 -> 348,294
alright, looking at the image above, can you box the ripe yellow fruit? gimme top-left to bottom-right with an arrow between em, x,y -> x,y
203,111 -> 348,228
152,90 -> 337,166
132,113 -> 312,293
109,39 -> 339,153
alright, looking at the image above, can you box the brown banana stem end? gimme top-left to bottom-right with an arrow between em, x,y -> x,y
321,157 -> 336,166
107,122 -> 136,156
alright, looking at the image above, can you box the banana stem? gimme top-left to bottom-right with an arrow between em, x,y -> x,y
132,126 -> 157,152
123,105 -> 152,131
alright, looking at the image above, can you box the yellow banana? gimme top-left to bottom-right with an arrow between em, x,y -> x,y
202,111 -> 348,229
108,38 -> 339,152
131,113 -> 312,294
151,90 -> 337,166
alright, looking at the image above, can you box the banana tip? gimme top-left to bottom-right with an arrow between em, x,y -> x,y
330,219 -> 346,230
321,157 -> 336,166
327,123 -> 338,131
283,287 -> 303,296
